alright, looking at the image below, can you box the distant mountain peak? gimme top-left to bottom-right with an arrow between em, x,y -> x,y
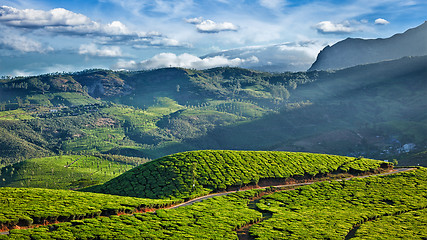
309,21 -> 427,71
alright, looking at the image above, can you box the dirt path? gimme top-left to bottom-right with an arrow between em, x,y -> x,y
0,168 -> 415,236
168,168 -> 414,210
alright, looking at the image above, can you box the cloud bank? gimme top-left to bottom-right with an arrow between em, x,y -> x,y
79,43 -> 123,57
113,53 -> 258,70
0,5 -> 184,47
202,41 -> 323,72
0,29 -> 52,53
113,41 -> 322,72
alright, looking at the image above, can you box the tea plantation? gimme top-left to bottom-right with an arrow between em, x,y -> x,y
84,150 -> 389,199
2,168 -> 425,240
0,187 -> 179,230
0,155 -> 147,189
250,168 -> 427,239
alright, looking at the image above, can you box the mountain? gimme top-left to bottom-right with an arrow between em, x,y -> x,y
309,21 -> 427,71
187,56 -> 427,165
0,67 -> 308,164
0,56 -> 426,167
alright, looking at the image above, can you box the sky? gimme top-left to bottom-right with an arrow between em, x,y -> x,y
0,0 -> 426,76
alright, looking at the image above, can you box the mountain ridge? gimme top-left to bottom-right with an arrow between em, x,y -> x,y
309,21 -> 427,71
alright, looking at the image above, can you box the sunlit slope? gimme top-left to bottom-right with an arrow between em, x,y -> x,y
84,150 -> 390,199
0,155 -> 147,189
0,187 -> 178,230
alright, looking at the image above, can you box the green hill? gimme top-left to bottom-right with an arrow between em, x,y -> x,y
84,150 -> 390,199
3,168 -> 425,240
0,56 -> 426,166
0,187 -> 178,230
0,155 -> 148,189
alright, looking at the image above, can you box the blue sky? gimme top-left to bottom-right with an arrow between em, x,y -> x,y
0,0 -> 426,76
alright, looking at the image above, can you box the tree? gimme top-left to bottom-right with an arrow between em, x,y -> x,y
392,159 -> 398,166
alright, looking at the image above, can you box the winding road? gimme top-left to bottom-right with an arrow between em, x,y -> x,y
167,167 -> 414,209
0,167 -> 415,236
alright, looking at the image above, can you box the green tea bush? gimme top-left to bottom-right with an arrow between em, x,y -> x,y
85,150 -> 388,199
250,168 -> 427,239
0,187 -> 178,229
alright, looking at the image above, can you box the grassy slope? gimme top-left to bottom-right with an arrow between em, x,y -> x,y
84,150 -> 389,199
249,168 -> 427,239
0,155 -> 148,189
352,208 -> 427,239
0,187 -> 178,229
3,168 -> 425,240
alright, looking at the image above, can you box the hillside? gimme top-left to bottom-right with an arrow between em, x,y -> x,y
0,67 -> 315,164
0,187 -> 178,230
0,155 -> 148,189
2,168 -> 425,239
0,56 -> 426,166
189,56 -> 427,165
84,150 -> 390,199
309,21 -> 427,71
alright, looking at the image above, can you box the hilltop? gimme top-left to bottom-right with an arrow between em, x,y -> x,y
84,150 -> 390,199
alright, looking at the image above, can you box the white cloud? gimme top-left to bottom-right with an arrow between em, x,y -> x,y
315,21 -> 356,34
0,5 -> 185,47
374,18 -> 390,25
113,53 -> 258,70
0,6 -> 91,28
79,43 -> 123,57
9,64 -> 86,77
11,69 -> 36,77
185,17 -> 203,24
196,20 -> 238,33
186,17 -> 238,33
0,33 -> 51,53
202,41 -> 324,72
259,0 -> 286,10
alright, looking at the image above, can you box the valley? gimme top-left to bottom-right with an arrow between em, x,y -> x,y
1,55 -> 426,169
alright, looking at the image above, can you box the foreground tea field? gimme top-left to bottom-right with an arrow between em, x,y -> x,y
0,187 -> 179,230
2,168 -> 425,239
250,168 -> 427,239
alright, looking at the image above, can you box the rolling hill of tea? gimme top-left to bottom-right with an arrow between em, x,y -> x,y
84,150 -> 390,199
0,187 -> 179,231
2,167 -> 425,240
0,154 -> 148,189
